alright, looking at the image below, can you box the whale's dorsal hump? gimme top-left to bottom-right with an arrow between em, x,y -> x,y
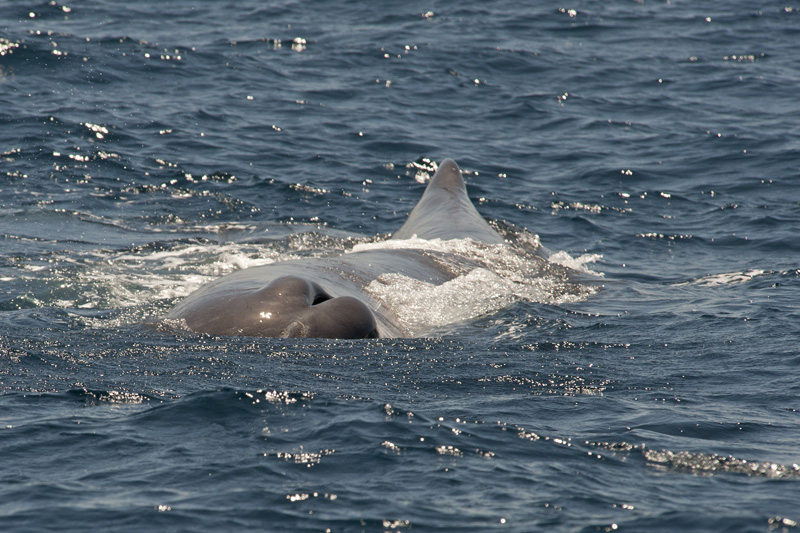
391,159 -> 505,244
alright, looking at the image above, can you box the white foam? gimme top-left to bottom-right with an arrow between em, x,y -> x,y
109,244 -> 276,277
358,237 -> 597,336
40,242 -> 287,319
366,268 -> 515,336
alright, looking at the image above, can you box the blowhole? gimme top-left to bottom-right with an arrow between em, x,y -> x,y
312,292 -> 332,305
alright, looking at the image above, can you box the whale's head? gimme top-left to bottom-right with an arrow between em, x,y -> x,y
172,275 -> 379,339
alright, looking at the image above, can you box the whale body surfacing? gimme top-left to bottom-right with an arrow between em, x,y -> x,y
165,159 -> 581,339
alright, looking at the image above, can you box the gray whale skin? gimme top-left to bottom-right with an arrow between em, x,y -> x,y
166,159 -> 507,339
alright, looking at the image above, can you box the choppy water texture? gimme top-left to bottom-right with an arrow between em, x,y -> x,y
2,1 -> 800,531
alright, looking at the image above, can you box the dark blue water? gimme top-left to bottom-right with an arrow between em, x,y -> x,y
2,1 -> 800,531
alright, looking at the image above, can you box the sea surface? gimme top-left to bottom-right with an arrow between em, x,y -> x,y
2,1 -> 800,531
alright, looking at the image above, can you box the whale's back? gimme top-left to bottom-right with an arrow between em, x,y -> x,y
391,159 -> 504,244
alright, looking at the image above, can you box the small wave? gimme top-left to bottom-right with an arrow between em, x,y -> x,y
13,388 -> 156,406
588,441 -> 800,479
69,388 -> 153,405
241,389 -> 316,405
644,448 -> 800,478
678,269 -> 767,287
548,251 -> 604,276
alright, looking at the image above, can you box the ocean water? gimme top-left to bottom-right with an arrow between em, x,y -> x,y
2,1 -> 800,531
